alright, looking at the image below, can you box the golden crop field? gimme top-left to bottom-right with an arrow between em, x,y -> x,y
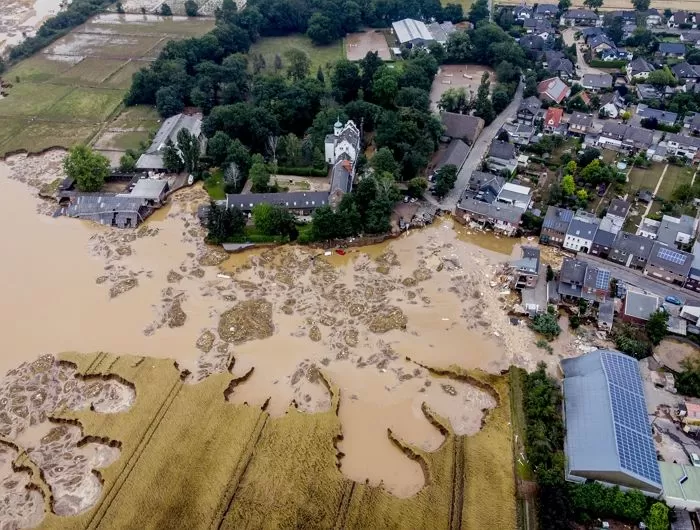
23,352 -> 517,529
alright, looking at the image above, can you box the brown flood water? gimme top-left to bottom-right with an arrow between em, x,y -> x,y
0,153 -> 564,502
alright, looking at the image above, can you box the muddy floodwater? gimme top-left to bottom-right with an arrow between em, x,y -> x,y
0,151 -> 569,513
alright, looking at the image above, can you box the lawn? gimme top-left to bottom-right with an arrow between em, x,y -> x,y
5,55 -> 78,83
443,0 -> 473,12
656,164 -> 695,201
44,87 -> 124,121
110,105 -> 161,129
249,34 -> 344,76
0,118 -> 27,147
626,162 -> 665,196
54,57 -> 129,86
0,82 -> 73,117
0,121 -> 100,155
204,169 -> 226,200
102,60 -> 149,89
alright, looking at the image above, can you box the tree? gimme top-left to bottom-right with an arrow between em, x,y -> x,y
116,1 -> 124,13
63,145 -> 110,192
446,31 -> 472,63
583,0 -> 603,8
558,0 -> 571,10
546,265 -> 554,282
184,0 -> 199,16
119,151 -> 137,173
207,131 -> 233,166
162,138 -> 185,173
604,14 -> 624,45
252,203 -> 295,236
307,13 -> 334,45
285,48 -> 311,82
427,41 -> 447,64
497,130 -> 509,143
531,312 -> 561,340
215,0 -> 237,23
371,147 -> 399,177
438,87 -> 471,113
160,3 -> 173,16
249,153 -> 270,192
407,177 -> 428,197
332,60 -> 361,103
474,72 -> 495,125
646,309 -> 669,345
492,87 -> 511,114
372,67 -> 400,107
434,164 -> 458,198
646,503 -> 669,530
207,203 -> 246,244
561,174 -> 575,195
316,66 -> 325,84
155,86 -> 183,118
223,162 -> 243,193
631,0 -> 650,11
647,66 -> 677,87
311,206 -> 337,240
469,0 -> 489,25
266,135 -> 280,166
576,188 -> 588,202
176,129 -> 200,174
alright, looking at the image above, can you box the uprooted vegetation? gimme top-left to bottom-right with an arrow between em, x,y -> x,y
0,351 -> 516,529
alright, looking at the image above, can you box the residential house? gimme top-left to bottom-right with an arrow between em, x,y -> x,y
66,196 -> 150,228
560,9 -> 600,27
610,231 -> 653,269
644,241 -> 694,285
517,96 -> 542,125
567,112 -> 594,136
581,73 -> 613,92
543,107 -> 565,134
440,112 -> 485,144
606,198 -> 631,224
570,91 -> 591,109
487,141 -> 518,174
622,290 -> 659,324
597,123 -> 654,152
685,241 -> 700,293
658,42 -> 687,59
467,171 -> 504,203
519,35 -> 546,57
665,133 -> 700,161
636,83 -> 663,100
667,11 -> 694,29
626,57 -> 655,82
599,91 -> 626,119
545,51 -> 575,80
600,48 -> 633,62
227,191 -> 330,216
563,212 -> 600,253
609,10 -> 636,23
635,104 -> 678,127
524,18 -> 553,34
537,77 -> 571,104
426,21 -> 456,44
598,300 -> 615,331
681,30 -> 700,46
582,265 -> 612,303
392,18 -> 434,47
541,206 -> 574,247
656,214 -> 697,248
591,227 -> 616,258
496,182 -> 532,210
581,27 -> 604,39
588,34 -> 616,54
136,113 -> 205,172
454,196 -> 523,236
513,5 -> 533,20
637,217 -> 661,239
680,301 -> 700,323
510,246 -> 541,289
502,122 -> 535,145
644,8 -> 662,26
672,61 -> 700,83
558,257 -> 587,300
437,139 -> 470,173
534,3 -> 558,19
685,112 -> 700,134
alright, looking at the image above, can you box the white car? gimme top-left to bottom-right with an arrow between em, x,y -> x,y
691,453 -> 700,467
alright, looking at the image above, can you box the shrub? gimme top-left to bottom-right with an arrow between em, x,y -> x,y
276,167 -> 329,177
531,312 -> 561,340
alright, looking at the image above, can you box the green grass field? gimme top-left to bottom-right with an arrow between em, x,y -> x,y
249,34 -> 344,76
626,162 -> 665,196
656,164 -> 695,201
204,169 -> 226,200
45,87 -> 124,121
54,58 -> 129,86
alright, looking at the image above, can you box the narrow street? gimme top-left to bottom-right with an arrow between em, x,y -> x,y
441,81 -> 524,210
561,27 -> 606,77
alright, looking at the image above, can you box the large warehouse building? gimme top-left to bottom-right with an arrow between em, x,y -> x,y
562,349 -> 663,495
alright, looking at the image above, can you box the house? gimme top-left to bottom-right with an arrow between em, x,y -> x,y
645,9 -> 662,26
581,73 -> 613,92
545,51 -> 575,79
534,3 -> 558,19
513,5 -> 533,20
502,122 -> 535,145
543,107 -> 565,134
510,246 -> 541,289
636,84 -> 663,101
570,90 -> 591,109
437,139 -> 470,173
582,265 -> 611,303
519,35 -> 546,57
392,18 -> 434,47
644,241 -> 694,285
66,195 -> 150,228
567,112 -> 594,136
656,214 -> 697,248
635,104 -> 678,127
684,112 -> 700,134
672,61 -> 700,83
681,30 -> 700,46
440,112 -> 485,144
599,91 -> 626,119
467,171 -> 504,203
541,206 -> 574,247
600,48 -> 633,62
623,290 -> 659,324
136,113 -> 205,172
597,123 -> 654,152
685,242 -> 700,292
454,196 -> 523,236
560,9 -> 600,27
638,217 -> 661,239
658,42 -> 687,59
558,257 -> 587,299
563,212 -> 599,253
524,18 -> 553,34
598,300 -> 614,331
668,11 -> 694,29
487,141 -> 518,174
497,182 -> 532,210
537,77 -> 571,104
588,34 -> 616,54
426,21 -> 456,44
118,177 -> 169,207
227,191 -> 330,216
681,303 -> 700,324
610,231 -> 653,269
626,57 -> 655,82
517,96 -> 542,125
591,228 -> 616,258
665,133 -> 700,160
324,119 -> 361,196
606,198 -> 631,224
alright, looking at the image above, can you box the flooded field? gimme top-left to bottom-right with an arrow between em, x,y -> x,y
0,150 -> 581,526
0,0 -> 62,53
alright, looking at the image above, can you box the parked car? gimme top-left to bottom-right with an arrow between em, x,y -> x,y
403,195 -> 409,203
665,295 -> 682,306
692,453 -> 700,467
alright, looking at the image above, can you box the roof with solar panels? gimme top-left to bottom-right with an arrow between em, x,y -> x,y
647,241 -> 693,277
562,349 -> 663,494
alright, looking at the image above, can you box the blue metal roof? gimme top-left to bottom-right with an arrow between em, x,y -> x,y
562,350 -> 662,493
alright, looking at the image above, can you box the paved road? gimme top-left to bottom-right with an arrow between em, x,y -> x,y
441,81 -> 524,210
561,27 -> 607,77
579,254 -> 700,305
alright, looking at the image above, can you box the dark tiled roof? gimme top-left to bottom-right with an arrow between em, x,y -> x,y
567,219 -> 598,240
608,198 -> 631,219
488,140 -> 516,160
613,231 -> 652,258
594,229 -> 616,248
519,96 -> 542,115
628,57 -> 654,73
441,112 -> 485,143
569,112 -> 593,127
582,73 -> 613,89
543,206 -> 574,233
439,139 -> 469,169
227,191 -> 330,211
659,42 -> 687,55
457,199 -> 523,224
563,9 -> 598,19
560,257 -> 587,284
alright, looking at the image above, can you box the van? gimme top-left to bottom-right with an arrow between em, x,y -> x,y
691,453 -> 700,467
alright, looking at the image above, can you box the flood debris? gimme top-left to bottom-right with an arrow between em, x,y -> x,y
109,278 -> 138,299
218,299 -> 274,344
368,306 -> 408,334
195,331 -> 216,353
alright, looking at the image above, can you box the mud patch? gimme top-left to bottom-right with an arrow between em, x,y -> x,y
218,299 -> 274,344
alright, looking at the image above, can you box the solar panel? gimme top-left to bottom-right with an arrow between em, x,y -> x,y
595,269 -> 611,290
658,246 -> 687,265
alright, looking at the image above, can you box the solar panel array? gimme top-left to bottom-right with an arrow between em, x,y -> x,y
543,208 -> 574,229
657,246 -> 687,265
595,269 -> 611,290
600,351 -> 661,486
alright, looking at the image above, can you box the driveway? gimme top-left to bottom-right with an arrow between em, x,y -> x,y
439,81 -> 524,210
561,27 -> 607,77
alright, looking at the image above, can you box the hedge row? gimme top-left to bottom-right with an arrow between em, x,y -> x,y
589,59 -> 627,68
276,167 -> 329,177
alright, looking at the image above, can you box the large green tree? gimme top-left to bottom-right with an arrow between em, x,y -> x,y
252,203 -> 296,236
646,309 -> 669,345
434,164 -> 458,198
63,145 -> 110,192
177,128 -> 200,174
206,203 -> 246,244
474,72 -> 495,124
370,147 -> 398,177
285,48 -> 311,82
645,503 -> 669,530
631,0 -> 649,10
162,138 -> 185,173
184,0 -> 198,16
249,153 -> 271,192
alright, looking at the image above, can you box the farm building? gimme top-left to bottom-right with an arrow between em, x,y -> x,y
118,178 -> 169,206
562,349 -> 662,495
391,19 -> 434,47
66,195 -> 150,228
136,113 -> 205,172
226,192 -> 330,216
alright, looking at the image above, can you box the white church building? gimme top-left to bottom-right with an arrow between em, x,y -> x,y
324,119 -> 361,197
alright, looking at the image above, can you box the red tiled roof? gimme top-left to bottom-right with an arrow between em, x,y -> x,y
537,77 -> 570,104
544,107 -> 564,127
